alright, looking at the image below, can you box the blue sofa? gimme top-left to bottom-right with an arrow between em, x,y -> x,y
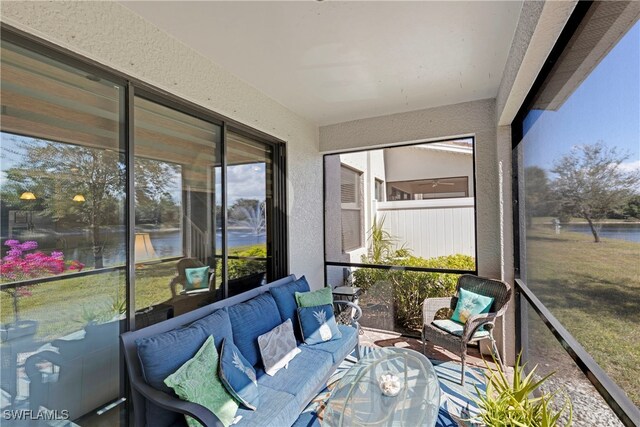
121,275 -> 361,427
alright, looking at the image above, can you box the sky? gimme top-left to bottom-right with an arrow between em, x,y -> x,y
522,21 -> 640,173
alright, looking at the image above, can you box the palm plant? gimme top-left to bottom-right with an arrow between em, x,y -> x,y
467,353 -> 572,427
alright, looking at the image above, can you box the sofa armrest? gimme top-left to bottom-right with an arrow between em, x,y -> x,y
333,300 -> 362,330
130,377 -> 225,427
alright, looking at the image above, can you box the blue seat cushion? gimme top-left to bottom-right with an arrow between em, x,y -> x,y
228,292 -> 282,367
301,324 -> 358,364
234,387 -> 300,427
255,347 -> 333,408
432,319 -> 490,339
269,276 -> 310,340
300,325 -> 358,365
135,324 -> 207,394
191,307 -> 233,353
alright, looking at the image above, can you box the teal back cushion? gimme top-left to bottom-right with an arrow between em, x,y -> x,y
164,336 -> 239,427
295,287 -> 333,308
185,266 -> 209,291
451,288 -> 494,324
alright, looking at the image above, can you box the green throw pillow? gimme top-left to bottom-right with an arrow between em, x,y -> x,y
164,336 -> 239,427
295,287 -> 333,308
185,266 -> 210,291
451,288 -> 494,324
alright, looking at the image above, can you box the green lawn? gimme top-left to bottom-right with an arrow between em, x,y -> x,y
1,243 -> 266,342
525,226 -> 640,405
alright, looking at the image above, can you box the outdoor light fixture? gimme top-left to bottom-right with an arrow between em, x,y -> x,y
72,194 -> 86,202
19,191 -> 36,200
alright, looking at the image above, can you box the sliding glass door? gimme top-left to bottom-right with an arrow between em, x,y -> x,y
0,31 -> 288,426
1,41 -> 126,425
133,96 -> 222,318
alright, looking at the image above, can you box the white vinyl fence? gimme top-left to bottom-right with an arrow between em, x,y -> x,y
376,198 -> 475,259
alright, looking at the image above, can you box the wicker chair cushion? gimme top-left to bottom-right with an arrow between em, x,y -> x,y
451,288 -> 494,324
432,319 -> 489,338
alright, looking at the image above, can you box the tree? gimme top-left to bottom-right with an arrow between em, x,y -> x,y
623,195 -> 640,220
524,166 -> 554,228
3,137 -> 178,268
550,142 -> 640,242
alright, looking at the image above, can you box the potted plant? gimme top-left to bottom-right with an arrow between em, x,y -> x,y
451,353 -> 572,427
0,239 -> 84,341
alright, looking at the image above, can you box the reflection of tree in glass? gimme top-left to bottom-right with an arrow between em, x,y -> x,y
2,137 -> 178,268
551,142 -> 640,242
134,158 -> 180,227
229,199 -> 265,235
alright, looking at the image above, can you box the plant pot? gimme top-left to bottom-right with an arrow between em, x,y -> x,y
0,320 -> 38,342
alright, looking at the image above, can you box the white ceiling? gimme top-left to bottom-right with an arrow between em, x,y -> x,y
122,1 -> 522,126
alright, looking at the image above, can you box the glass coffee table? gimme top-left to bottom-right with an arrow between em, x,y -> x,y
324,347 -> 440,427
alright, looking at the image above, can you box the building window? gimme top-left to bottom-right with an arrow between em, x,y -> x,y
374,178 -> 384,201
340,165 -> 363,252
387,176 -> 469,200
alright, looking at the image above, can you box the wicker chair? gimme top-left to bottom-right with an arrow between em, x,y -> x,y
169,258 -> 214,298
422,274 -> 512,385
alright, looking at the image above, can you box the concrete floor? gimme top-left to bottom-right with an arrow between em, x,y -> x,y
360,327 -> 502,372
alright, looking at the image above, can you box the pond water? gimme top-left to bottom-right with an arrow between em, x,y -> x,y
563,223 -> 640,243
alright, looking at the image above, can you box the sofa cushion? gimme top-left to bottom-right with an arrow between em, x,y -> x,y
219,338 -> 259,410
257,319 -> 301,376
228,292 -> 282,367
191,307 -> 233,353
295,287 -> 333,308
234,387 -> 299,427
302,324 -> 358,364
256,347 -> 333,408
164,336 -> 239,427
135,323 -> 207,394
269,276 -> 310,340
297,304 -> 342,345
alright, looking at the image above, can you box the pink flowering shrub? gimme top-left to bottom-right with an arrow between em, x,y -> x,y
1,240 -> 85,322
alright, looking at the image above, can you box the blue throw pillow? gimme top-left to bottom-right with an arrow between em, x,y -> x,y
451,288 -> 494,324
269,276 -> 310,340
297,304 -> 342,345
219,338 -> 259,410
184,266 -> 210,291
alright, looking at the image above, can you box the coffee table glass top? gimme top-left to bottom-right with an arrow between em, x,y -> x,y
324,347 -> 440,427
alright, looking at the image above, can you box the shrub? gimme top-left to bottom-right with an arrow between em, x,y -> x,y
214,245 -> 267,280
352,253 -> 475,331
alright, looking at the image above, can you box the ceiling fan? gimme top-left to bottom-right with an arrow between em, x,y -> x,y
431,179 -> 454,188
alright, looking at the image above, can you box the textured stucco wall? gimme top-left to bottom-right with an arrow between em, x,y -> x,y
496,1 -> 577,125
1,1 -> 325,287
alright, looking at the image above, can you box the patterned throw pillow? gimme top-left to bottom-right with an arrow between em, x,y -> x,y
451,288 -> 494,324
164,336 -> 239,427
185,266 -> 210,291
257,319 -> 301,376
297,304 -> 342,345
295,287 -> 333,308
219,338 -> 259,410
